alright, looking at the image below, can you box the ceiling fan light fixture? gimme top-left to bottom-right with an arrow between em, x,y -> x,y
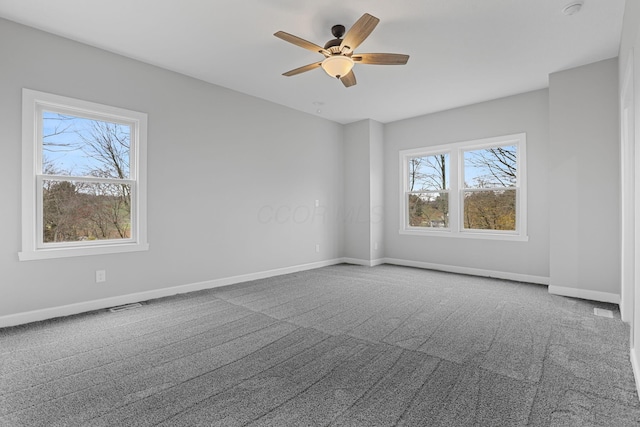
321,55 -> 354,79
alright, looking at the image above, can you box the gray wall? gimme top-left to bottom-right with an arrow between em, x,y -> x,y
0,18 -> 344,316
618,0 -> 640,370
0,16 -> 623,321
383,90 -> 551,282
548,58 -> 620,297
343,120 -> 372,261
370,120 -> 384,262
343,119 -> 384,263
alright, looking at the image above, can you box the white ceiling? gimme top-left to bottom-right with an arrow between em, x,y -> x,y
0,0 -> 626,124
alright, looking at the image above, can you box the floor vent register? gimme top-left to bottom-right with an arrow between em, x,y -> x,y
108,302 -> 143,313
593,307 -> 614,318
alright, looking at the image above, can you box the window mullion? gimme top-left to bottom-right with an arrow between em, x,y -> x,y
449,149 -> 460,233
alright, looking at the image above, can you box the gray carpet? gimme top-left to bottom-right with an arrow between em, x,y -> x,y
1,264 -> 639,426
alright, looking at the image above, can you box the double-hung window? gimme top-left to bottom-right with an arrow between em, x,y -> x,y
20,89 -> 148,260
400,133 -> 527,241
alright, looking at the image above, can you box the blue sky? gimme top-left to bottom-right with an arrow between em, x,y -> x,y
42,111 -> 130,177
411,145 -> 517,191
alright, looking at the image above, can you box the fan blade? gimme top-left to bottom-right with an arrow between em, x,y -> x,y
340,13 -> 380,54
340,70 -> 357,87
274,31 -> 330,56
352,53 -> 409,65
282,62 -> 322,77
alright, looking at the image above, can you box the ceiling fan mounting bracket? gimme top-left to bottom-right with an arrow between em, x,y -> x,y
331,24 -> 346,38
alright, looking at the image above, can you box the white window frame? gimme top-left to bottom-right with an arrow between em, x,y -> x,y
20,88 -> 149,260
399,133 -> 527,241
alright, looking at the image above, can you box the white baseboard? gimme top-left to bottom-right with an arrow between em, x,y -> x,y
632,347 -> 640,403
382,257 -> 550,286
341,257 -> 385,267
548,285 -> 621,304
0,258 -> 343,328
4,256 -> 620,328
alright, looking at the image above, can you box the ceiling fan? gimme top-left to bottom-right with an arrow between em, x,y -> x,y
274,13 -> 409,88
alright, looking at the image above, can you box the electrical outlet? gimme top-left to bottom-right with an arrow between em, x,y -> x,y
96,270 -> 106,283
315,244 -> 320,253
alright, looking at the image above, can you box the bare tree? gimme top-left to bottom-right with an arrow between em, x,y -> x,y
408,154 -> 449,227
42,114 -> 75,156
409,154 -> 447,191
465,146 -> 516,188
79,120 -> 131,208
462,146 -> 517,230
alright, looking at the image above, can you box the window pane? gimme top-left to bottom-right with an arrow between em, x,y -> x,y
408,153 -> 449,191
408,192 -> 449,228
464,145 -> 516,188
463,189 -> 516,231
42,111 -> 130,179
42,179 -> 131,243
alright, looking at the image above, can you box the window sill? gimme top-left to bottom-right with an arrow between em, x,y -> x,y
399,228 -> 528,242
18,242 -> 149,261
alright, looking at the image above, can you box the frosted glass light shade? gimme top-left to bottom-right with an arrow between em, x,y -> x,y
321,55 -> 354,79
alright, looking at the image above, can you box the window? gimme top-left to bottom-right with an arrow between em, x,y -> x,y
407,153 -> 450,228
463,145 -> 517,232
400,133 -> 527,241
20,89 -> 148,260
